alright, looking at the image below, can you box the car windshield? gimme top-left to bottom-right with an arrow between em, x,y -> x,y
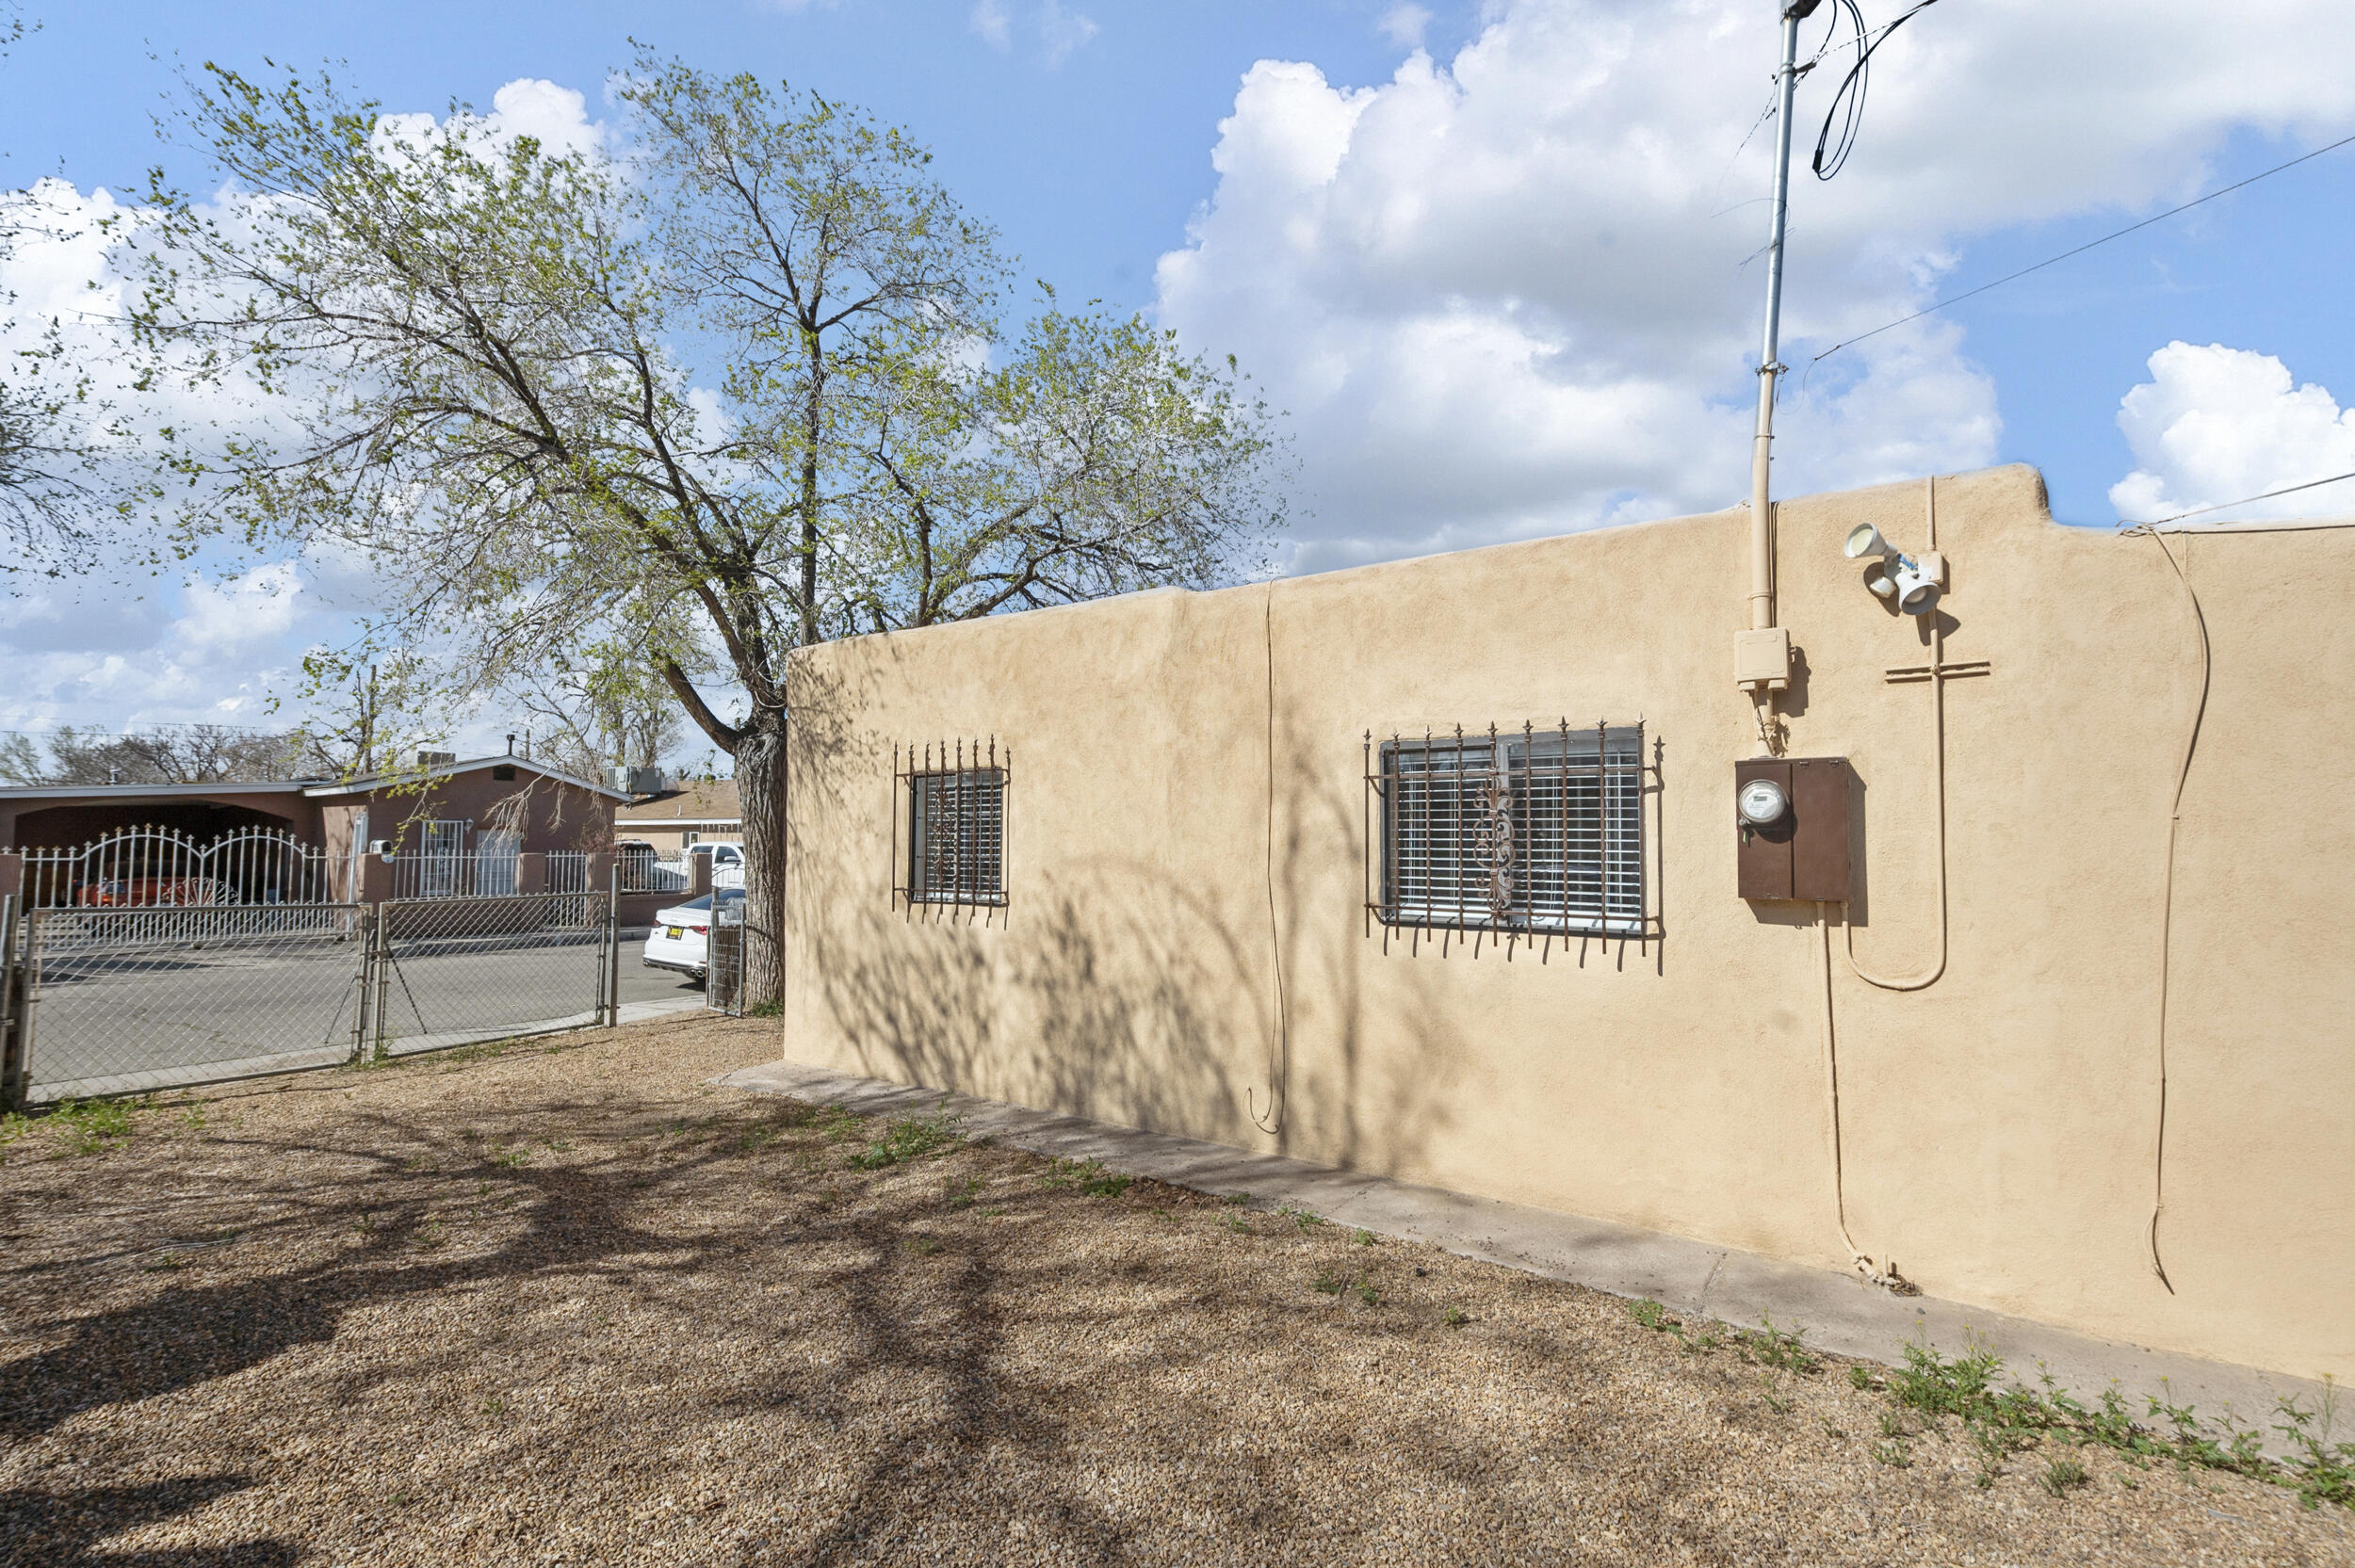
672,895 -> 713,913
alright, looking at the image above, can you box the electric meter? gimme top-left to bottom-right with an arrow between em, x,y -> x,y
1737,777 -> 1789,827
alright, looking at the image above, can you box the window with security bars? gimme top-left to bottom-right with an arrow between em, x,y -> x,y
1368,722 -> 1646,936
895,740 -> 1009,909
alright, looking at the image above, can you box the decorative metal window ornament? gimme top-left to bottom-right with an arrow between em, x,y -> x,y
1364,719 -> 1654,956
892,737 -> 1009,921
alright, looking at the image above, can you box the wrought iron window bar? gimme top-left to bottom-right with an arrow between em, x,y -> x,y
1365,719 -> 1658,956
892,737 -> 1009,921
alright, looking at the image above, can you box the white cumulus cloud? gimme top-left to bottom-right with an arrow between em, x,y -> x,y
1378,5 -> 1433,51
1038,1 -> 1098,68
2109,343 -> 2355,524
1154,0 -> 2355,573
970,0 -> 1013,53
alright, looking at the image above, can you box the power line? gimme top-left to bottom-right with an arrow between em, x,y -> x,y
2133,469 -> 2355,527
1810,0 -> 1943,182
1812,130 -> 2355,364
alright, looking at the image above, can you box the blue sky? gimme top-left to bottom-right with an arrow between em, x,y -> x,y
4,0 -> 2353,753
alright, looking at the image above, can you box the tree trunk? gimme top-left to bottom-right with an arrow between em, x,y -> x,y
734,713 -> 789,1010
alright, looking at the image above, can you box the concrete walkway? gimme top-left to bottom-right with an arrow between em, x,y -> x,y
720,1056 -> 2331,1447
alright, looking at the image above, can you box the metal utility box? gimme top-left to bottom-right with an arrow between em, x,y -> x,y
1736,756 -> 1852,902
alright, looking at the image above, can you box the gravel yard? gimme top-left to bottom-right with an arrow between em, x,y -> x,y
2,1013 -> 2348,1566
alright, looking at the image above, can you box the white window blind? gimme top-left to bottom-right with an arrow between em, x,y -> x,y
1375,723 -> 1645,935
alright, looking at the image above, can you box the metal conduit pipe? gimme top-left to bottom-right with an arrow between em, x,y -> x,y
1740,0 -> 1811,756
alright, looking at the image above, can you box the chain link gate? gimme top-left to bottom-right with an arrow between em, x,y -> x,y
365,889 -> 617,1059
13,903 -> 370,1102
0,884 -> 623,1107
706,899 -> 745,1016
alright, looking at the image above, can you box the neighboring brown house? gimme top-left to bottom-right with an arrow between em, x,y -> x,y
0,754 -> 627,865
613,780 -> 740,853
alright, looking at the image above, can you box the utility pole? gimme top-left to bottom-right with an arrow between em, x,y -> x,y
1733,0 -> 1820,752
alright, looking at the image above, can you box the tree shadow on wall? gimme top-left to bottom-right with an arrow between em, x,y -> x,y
782,635 -> 1472,1178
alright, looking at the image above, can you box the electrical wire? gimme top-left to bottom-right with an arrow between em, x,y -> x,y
1843,477 -> 1948,993
2132,469 -> 2355,527
1248,581 -> 1290,1137
2137,528 -> 2210,1297
1813,130 -> 2355,364
1818,901 -> 1914,1293
1810,0 -> 1941,182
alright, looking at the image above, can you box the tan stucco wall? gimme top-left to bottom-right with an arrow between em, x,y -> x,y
780,464 -> 2355,1384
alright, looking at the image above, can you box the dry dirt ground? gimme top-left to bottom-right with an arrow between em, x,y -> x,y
2,1013 -> 2349,1567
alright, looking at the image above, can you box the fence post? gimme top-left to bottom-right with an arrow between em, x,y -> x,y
0,895 -> 21,1111
350,905 -> 372,1065
604,864 -> 621,1027
12,909 -> 38,1107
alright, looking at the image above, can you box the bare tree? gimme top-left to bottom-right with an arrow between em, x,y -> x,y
5,723 -> 310,784
131,56 -> 1284,1003
513,648 -> 686,786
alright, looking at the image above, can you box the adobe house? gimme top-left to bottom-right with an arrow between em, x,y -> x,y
778,463 -> 2355,1390
0,753 -> 625,865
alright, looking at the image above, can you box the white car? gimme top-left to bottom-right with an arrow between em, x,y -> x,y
691,842 -> 746,888
642,888 -> 745,983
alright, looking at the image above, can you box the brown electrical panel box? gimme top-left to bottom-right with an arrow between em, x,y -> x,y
1736,756 -> 1853,902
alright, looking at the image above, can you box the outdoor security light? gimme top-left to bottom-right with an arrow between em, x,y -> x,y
1891,555 -> 1943,615
1841,523 -> 1943,616
1737,776 -> 1790,827
1843,523 -> 1893,561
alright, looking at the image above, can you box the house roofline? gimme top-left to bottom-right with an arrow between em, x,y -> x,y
300,754 -> 630,801
0,780 -> 323,801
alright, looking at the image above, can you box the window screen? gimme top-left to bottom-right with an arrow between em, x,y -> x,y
906,768 -> 1006,906
1372,723 -> 1645,936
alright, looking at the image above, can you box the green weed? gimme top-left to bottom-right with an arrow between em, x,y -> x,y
2040,1457 -> 2090,1497
849,1102 -> 965,1168
1277,1204 -> 1323,1230
52,1097 -> 137,1155
1442,1306 -> 1469,1328
1040,1156 -> 1130,1197
946,1176 -> 984,1209
1876,1337 -> 2352,1505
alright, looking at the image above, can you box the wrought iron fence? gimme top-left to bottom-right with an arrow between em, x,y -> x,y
18,825 -> 342,910
615,845 -> 691,894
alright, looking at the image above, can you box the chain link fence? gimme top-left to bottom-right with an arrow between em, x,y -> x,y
1,887 -> 624,1106
706,901 -> 745,1017
370,892 -> 615,1057
15,904 -> 369,1101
